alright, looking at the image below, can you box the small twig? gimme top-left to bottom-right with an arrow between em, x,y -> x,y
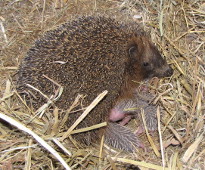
25,139 -> 32,170
141,109 -> 160,157
159,0 -> 164,36
0,18 -> 8,43
157,106 -> 165,169
0,112 -> 71,170
26,84 -> 51,101
71,151 -> 92,169
182,132 -> 204,163
167,126 -> 184,144
60,94 -> 83,128
52,138 -> 72,156
99,134 -> 104,166
41,0 -> 46,28
153,83 -> 173,104
70,122 -> 107,134
110,157 -> 169,170
60,90 -> 108,141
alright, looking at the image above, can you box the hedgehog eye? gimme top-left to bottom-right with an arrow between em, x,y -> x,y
143,62 -> 149,67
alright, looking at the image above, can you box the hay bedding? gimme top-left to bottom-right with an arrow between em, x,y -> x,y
0,0 -> 204,169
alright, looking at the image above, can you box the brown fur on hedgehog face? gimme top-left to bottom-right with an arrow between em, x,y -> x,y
129,36 -> 173,79
122,35 -> 173,94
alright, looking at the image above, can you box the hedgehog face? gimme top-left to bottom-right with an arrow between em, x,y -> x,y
128,36 -> 173,81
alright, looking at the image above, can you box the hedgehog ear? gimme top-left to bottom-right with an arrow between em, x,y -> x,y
128,45 -> 138,58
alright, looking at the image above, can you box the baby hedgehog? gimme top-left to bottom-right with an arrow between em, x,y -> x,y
107,83 -> 158,152
109,90 -> 158,131
17,15 -> 173,147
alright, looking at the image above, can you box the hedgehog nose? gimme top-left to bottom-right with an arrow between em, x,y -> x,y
165,67 -> 173,77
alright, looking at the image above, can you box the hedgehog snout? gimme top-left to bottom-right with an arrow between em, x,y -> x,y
164,66 -> 173,77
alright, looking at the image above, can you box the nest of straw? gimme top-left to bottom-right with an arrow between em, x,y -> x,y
0,0 -> 204,169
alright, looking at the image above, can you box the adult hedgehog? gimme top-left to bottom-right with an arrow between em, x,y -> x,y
17,16 -> 173,147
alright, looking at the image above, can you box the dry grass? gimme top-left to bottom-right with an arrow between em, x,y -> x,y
0,0 -> 204,169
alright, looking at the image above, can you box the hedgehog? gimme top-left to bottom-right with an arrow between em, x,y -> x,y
107,81 -> 159,152
109,89 -> 158,131
17,15 -> 173,148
